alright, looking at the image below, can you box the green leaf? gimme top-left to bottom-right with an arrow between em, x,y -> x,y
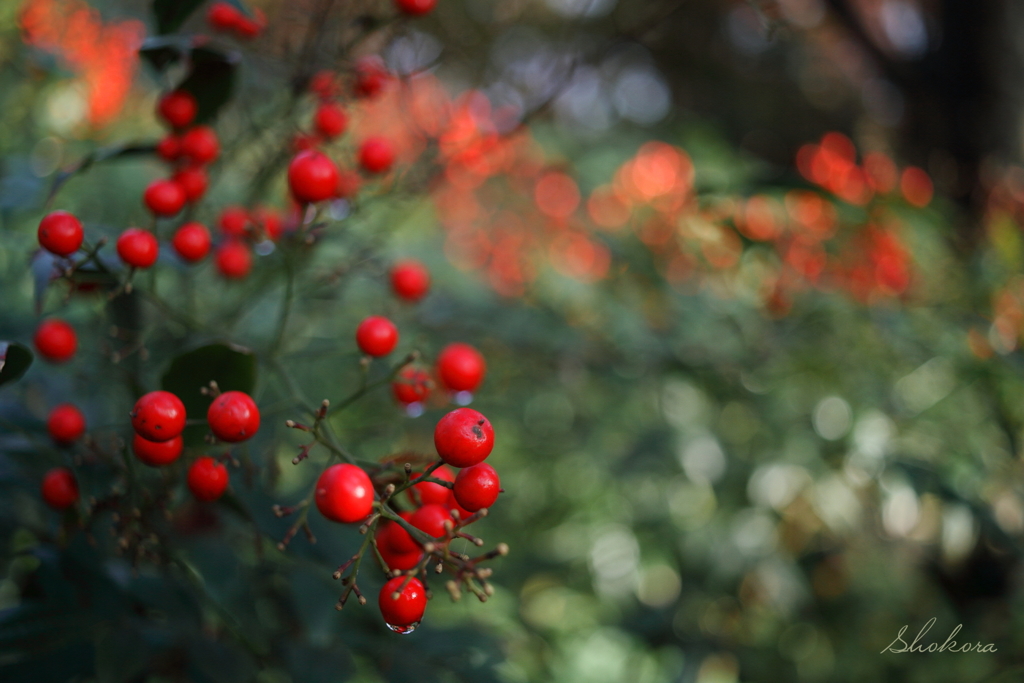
177,48 -> 239,124
161,343 -> 256,445
0,343 -> 33,388
152,0 -> 206,35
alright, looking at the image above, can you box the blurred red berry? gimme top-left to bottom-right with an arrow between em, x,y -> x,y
172,222 -> 211,262
394,0 -> 437,16
356,316 -> 398,356
218,206 -> 250,237
353,56 -> 389,98
436,342 -> 486,392
180,126 -> 219,165
143,179 -> 186,217
207,1 -> 242,31
47,404 -> 86,444
133,433 -> 183,466
157,90 -> 197,129
313,102 -> 348,139
390,259 -> 430,301
117,228 -> 160,269
37,211 -> 83,257
358,137 -> 395,174
34,319 -> 77,363
41,467 -> 78,510
173,167 -> 208,202
392,366 -> 431,404
215,240 -> 252,279
188,456 -> 229,501
288,150 -> 339,203
252,206 -> 283,240
156,134 -> 180,162
234,8 -> 265,38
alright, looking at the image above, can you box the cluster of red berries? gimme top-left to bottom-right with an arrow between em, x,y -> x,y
207,2 -> 266,39
39,388 -> 261,511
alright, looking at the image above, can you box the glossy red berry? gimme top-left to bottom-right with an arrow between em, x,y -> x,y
41,467 -> 78,510
218,206 -> 250,237
313,102 -> 348,139
207,2 -> 242,31
38,211 -> 84,256
436,342 -> 486,392
33,319 -> 77,363
406,465 -> 454,506
157,90 -> 197,129
356,316 -> 398,357
335,169 -> 361,199
47,404 -> 86,445
173,167 -> 208,202
410,503 -> 453,540
379,511 -> 418,554
453,463 -> 500,511
434,407 -> 494,468
288,150 -> 339,203
379,576 -> 426,630
187,456 -> 229,501
215,240 -> 252,279
395,0 -> 437,16
133,433 -> 183,467
180,126 -> 219,165
390,259 -> 430,301
392,366 -> 431,404
315,463 -> 374,523
207,391 -> 260,442
144,179 -> 186,217
378,538 -> 423,570
358,137 -> 395,174
131,390 -> 186,443
117,228 -> 160,269
353,56 -> 389,99
172,222 -> 211,263
156,134 -> 181,162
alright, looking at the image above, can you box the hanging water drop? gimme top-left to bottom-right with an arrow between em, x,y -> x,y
385,620 -> 420,634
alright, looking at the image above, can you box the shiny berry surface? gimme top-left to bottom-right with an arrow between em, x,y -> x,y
41,467 -> 78,510
34,319 -> 77,363
47,404 -> 86,444
207,391 -> 260,443
215,240 -> 252,279
378,576 -> 426,628
187,456 -> 229,501
453,462 -> 500,511
37,211 -> 84,256
434,407 -> 494,467
143,179 -> 186,217
390,260 -> 430,301
288,150 -> 339,203
172,222 -> 211,262
315,463 -> 374,523
131,390 -> 186,442
133,433 -> 184,466
356,316 -> 398,357
117,228 -> 160,269
436,342 -> 486,392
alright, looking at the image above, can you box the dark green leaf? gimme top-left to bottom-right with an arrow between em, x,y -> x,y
178,47 -> 239,124
161,343 -> 256,445
152,0 -> 206,35
0,343 -> 32,388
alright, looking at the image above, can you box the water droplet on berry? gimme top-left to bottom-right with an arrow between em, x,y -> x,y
405,402 -> 424,418
454,390 -> 473,406
385,621 -> 420,634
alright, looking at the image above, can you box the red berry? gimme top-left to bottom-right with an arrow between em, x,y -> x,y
117,228 -> 160,269
358,137 -> 395,174
309,71 -> 340,100
41,467 -> 78,510
143,179 -> 186,217
394,0 -> 437,16
157,90 -> 197,129
313,102 -> 348,139
252,206 -> 283,240
234,8 -> 265,38
453,462 -> 500,511
172,222 -> 211,262
187,456 -> 229,501
180,126 -> 219,165
409,503 -> 452,540
33,319 -> 77,363
392,366 -> 431,404
207,2 -> 242,31
47,404 -> 86,444
218,206 -> 250,237
207,390 -> 260,442
390,259 -> 430,301
406,465 -> 454,506
288,150 -> 339,203
156,134 -> 181,162
434,407 -> 494,468
131,390 -> 186,443
133,433 -> 183,466
378,538 -> 423,570
436,342 -> 486,392
173,167 -> 208,202
335,169 -> 361,199
378,576 -> 426,630
315,463 -> 374,523
378,511 -> 418,554
353,56 -> 389,98
446,490 -> 474,521
38,211 -> 84,256
215,240 -> 252,279
355,316 -> 398,357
